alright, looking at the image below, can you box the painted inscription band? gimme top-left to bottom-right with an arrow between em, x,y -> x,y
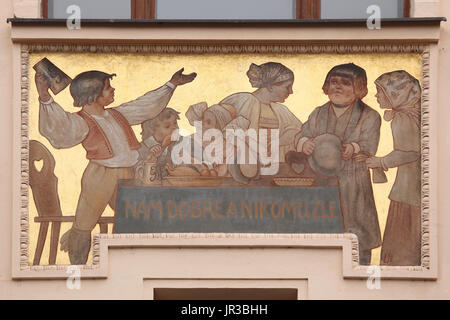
115,186 -> 344,234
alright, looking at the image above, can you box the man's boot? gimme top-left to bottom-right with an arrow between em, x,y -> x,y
68,228 -> 91,265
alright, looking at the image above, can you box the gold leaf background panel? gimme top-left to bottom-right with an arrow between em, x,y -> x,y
28,52 -> 422,265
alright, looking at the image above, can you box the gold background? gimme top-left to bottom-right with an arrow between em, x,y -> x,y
28,52 -> 422,265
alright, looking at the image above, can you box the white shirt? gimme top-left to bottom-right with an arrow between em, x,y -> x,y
39,82 -> 176,167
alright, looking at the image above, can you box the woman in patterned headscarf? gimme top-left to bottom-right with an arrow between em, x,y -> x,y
366,70 -> 422,266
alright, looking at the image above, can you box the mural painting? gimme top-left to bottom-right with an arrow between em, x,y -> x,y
27,52 -> 423,266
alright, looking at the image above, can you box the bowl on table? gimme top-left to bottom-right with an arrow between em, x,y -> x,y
165,176 -> 224,187
272,177 -> 315,187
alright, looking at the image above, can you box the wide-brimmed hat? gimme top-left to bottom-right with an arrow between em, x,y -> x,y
307,134 -> 344,176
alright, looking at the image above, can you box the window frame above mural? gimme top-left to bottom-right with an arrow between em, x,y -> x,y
41,0 -> 411,20
299,0 -> 411,19
43,0 -> 156,19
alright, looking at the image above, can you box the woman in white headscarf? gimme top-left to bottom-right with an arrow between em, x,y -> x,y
186,62 -> 302,181
218,62 -> 303,178
366,70 -> 422,266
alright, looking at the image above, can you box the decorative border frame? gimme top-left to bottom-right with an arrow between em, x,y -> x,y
15,43 -> 433,279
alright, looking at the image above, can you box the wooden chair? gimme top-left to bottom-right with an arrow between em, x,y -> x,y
29,140 -> 114,265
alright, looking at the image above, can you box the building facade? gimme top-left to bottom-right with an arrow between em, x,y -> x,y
1,0 -> 449,299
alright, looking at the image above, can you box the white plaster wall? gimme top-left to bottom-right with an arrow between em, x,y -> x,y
413,0 -> 441,17
13,0 -> 40,18
2,0 -> 450,299
0,1 -> 13,288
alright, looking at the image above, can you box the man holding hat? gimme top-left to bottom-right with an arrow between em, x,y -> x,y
295,63 -> 382,265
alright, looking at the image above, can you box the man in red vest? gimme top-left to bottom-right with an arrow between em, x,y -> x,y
35,68 -> 196,264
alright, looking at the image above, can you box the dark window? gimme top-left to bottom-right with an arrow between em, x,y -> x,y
46,0 -> 132,19
154,288 -> 298,300
42,0 -> 410,20
296,0 -> 410,19
156,0 -> 296,20
43,0 -> 155,19
321,0 -> 408,19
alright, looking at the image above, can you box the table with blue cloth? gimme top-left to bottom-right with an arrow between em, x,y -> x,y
114,177 -> 344,234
